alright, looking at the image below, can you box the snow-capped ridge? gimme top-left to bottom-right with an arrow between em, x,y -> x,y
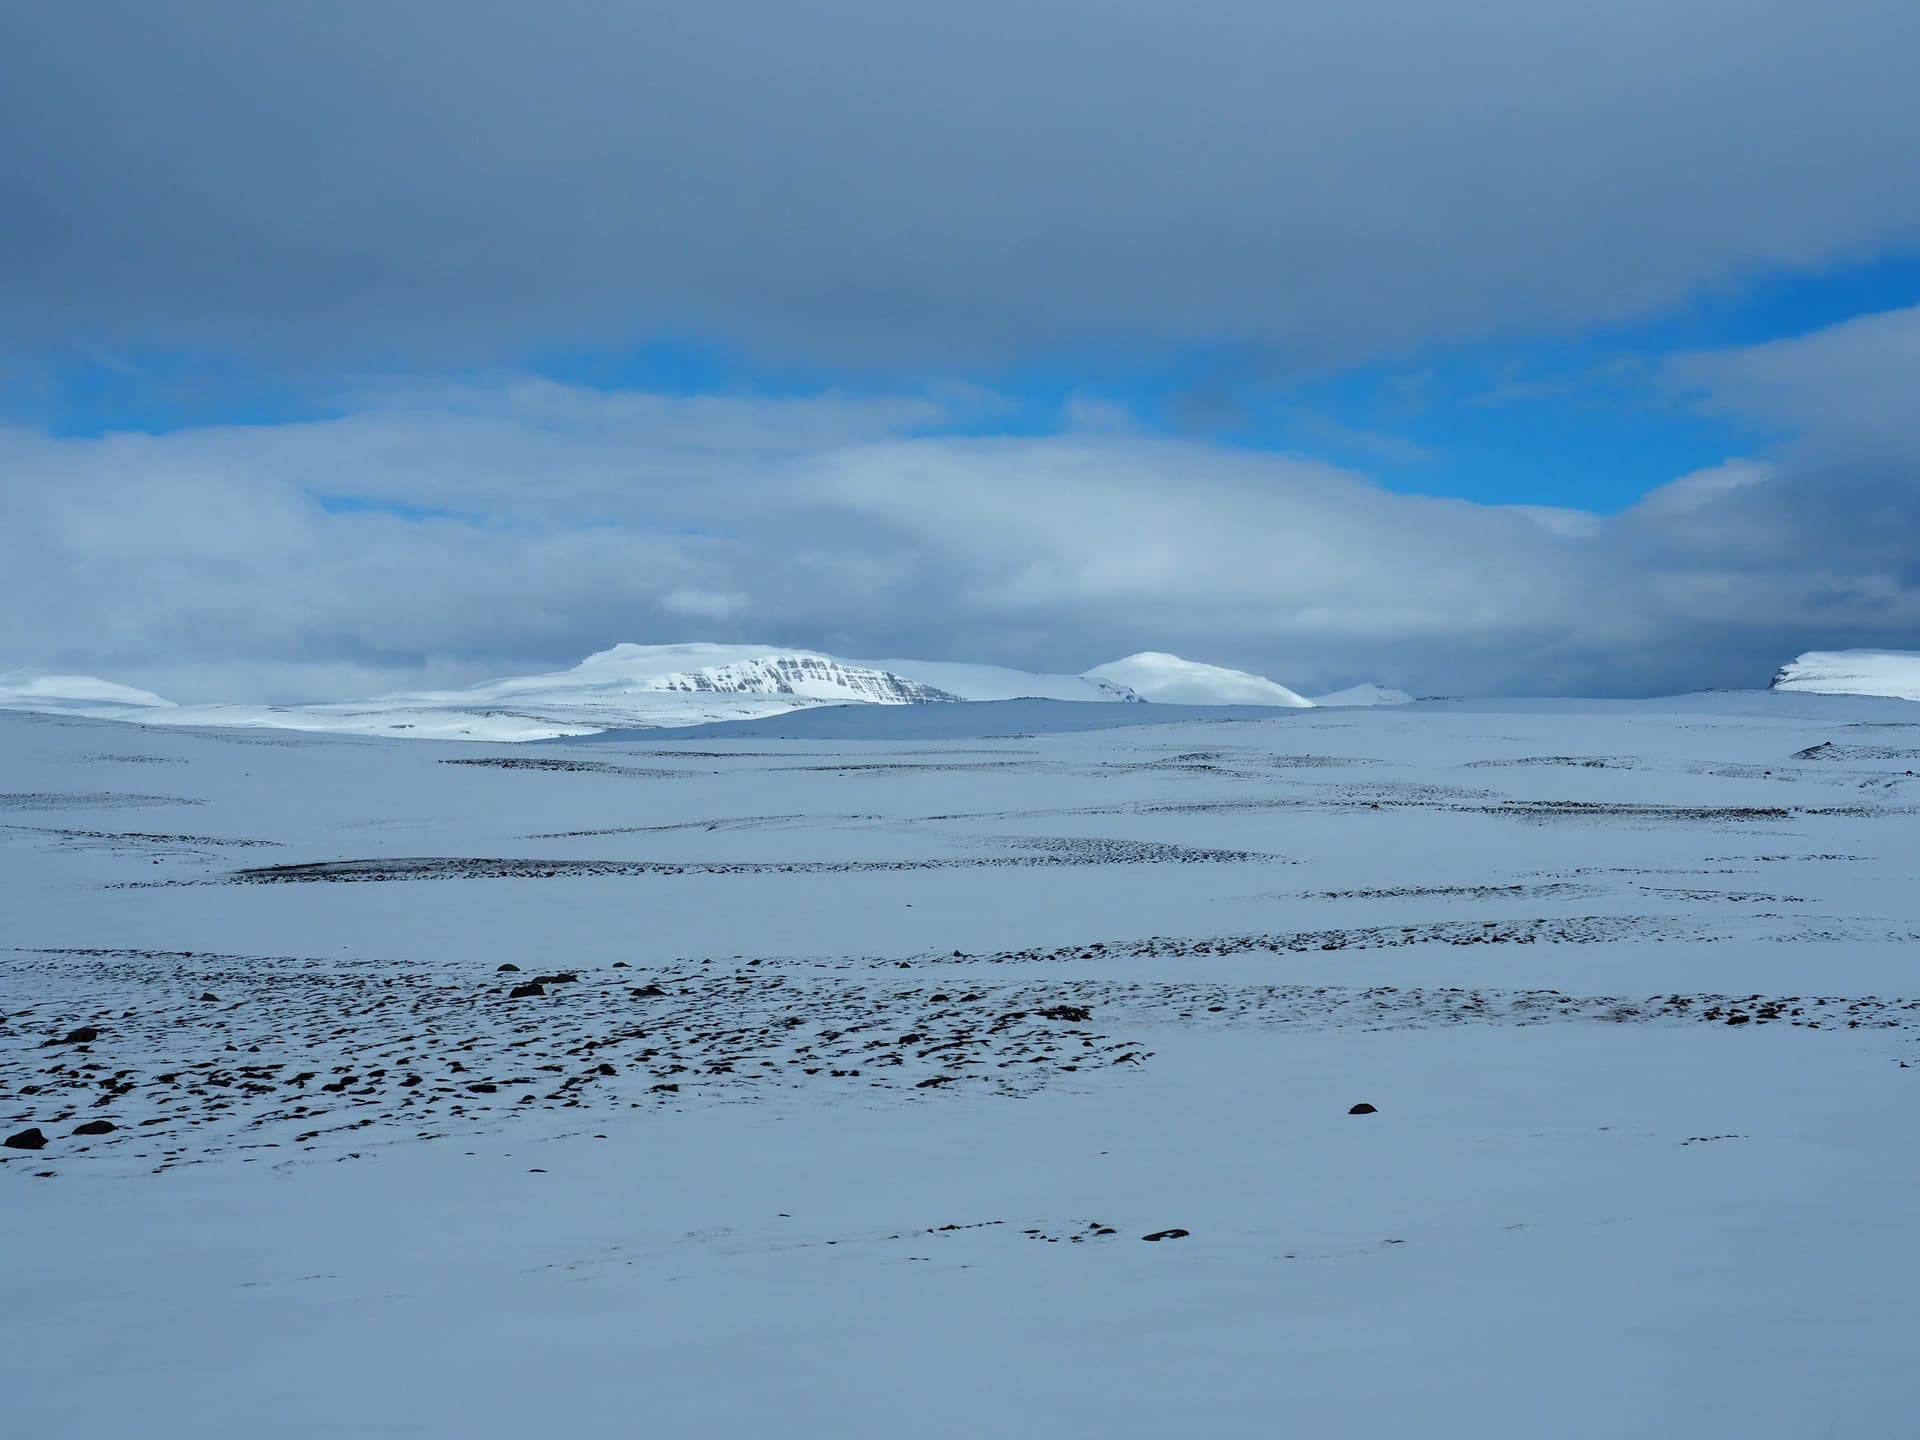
1083,652 -> 1314,707
1770,650 -> 1920,703
649,656 -> 958,703
874,658 -> 1140,704
0,671 -> 177,717
0,644 -> 1146,740
1312,683 -> 1414,708
0,643 -> 1333,739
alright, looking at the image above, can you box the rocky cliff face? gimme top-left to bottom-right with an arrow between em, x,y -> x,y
648,655 -> 962,703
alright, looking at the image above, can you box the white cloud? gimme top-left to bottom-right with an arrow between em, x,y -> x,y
6,304 -> 1920,703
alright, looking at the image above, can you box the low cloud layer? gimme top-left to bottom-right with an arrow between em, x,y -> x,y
5,308 -> 1918,702
5,2 -> 1919,370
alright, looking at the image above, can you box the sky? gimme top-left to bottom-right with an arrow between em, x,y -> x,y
4,0 -> 1920,702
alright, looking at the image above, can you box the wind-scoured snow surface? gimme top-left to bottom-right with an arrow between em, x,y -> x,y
6,696 -> 1920,1438
1773,648 -> 1920,702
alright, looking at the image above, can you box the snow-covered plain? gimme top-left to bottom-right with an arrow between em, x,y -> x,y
5,694 -> 1920,1438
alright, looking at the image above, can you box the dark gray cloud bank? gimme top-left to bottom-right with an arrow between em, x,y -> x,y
6,0 -> 1918,366
2,3 -> 1918,699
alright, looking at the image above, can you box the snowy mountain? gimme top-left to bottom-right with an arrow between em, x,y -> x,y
1082,652 -> 1314,707
0,643 -> 1351,740
877,658 -> 1139,704
0,671 -> 175,718
132,645 -> 973,741
1771,649 -> 1920,702
0,644 -> 1156,741
1312,683 -> 1415,707
648,655 -> 956,702
473,644 -> 961,705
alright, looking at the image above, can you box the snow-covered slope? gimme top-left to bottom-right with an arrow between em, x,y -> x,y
0,644 -> 1153,741
126,645 -> 964,741
1083,652 -> 1313,707
0,671 -> 176,717
473,644 -> 958,705
1313,683 -> 1415,707
877,658 -> 1139,704
1771,649 -> 1920,702
616,697 -> 1281,742
1,645 -> 1321,740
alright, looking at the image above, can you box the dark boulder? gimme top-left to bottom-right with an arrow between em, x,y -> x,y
72,1120 -> 116,1136
1348,1103 -> 1378,1115
1140,1228 -> 1190,1242
508,982 -> 546,999
4,1127 -> 48,1150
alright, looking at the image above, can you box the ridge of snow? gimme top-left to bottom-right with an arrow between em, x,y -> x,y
1083,652 -> 1314,707
0,645 -> 1338,740
874,658 -> 1140,704
1312,683 -> 1415,708
1770,650 -> 1920,703
0,670 -> 177,716
3,644 -> 1146,741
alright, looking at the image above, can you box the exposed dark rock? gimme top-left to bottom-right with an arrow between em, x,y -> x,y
508,982 -> 546,999
496,963 -> 521,973
4,1127 -> 49,1150
1141,1228 -> 1190,1242
1039,1004 -> 1092,1022
198,993 -> 219,1002
72,1120 -> 116,1136
1349,1103 -> 1378,1115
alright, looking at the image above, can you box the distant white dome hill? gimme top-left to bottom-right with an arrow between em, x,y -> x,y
1082,653 -> 1314,707
1312,683 -> 1414,707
